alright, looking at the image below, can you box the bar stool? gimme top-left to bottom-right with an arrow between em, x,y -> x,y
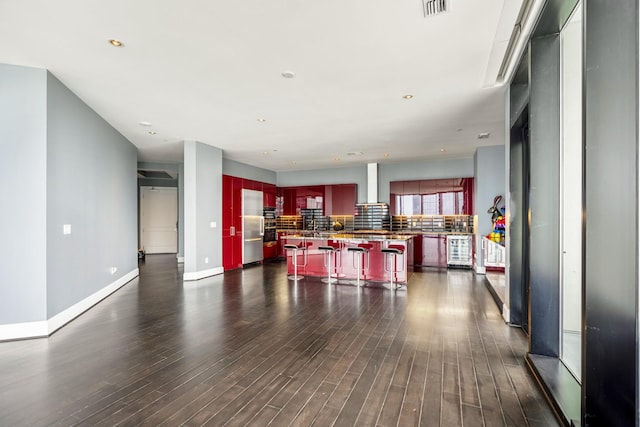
382,247 -> 404,291
347,246 -> 369,287
318,245 -> 340,284
284,244 -> 306,281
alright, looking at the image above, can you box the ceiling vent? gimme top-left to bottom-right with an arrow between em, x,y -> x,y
138,170 -> 175,180
423,0 -> 450,17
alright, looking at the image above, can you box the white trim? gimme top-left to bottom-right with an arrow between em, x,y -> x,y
474,264 -> 487,275
47,268 -> 139,334
0,320 -> 48,341
176,256 -> 185,263
502,304 -> 510,323
0,268 -> 139,341
183,266 -> 224,281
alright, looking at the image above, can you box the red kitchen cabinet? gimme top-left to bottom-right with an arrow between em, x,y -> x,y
263,183 -> 277,207
331,184 -> 356,214
222,176 -> 244,270
263,241 -> 277,260
222,175 -> 234,237
223,174 -> 279,270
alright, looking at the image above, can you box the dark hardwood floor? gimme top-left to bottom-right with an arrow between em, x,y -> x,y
0,255 -> 558,426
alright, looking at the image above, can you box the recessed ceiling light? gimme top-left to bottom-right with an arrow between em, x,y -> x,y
139,121 -> 152,127
403,95 -> 413,99
346,151 -> 363,156
148,131 -> 157,135
477,132 -> 491,139
440,148 -> 446,152
282,71 -> 295,78
108,39 -> 124,47
334,157 -> 341,161
257,118 -> 266,123
262,151 -> 269,155
384,153 -> 390,158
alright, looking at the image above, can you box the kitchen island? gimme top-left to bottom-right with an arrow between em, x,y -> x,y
282,234 -> 414,284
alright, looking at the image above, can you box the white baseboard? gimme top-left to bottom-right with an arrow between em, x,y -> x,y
176,256 -> 185,263
474,264 -> 486,275
183,266 -> 224,281
0,320 -> 49,341
48,268 -> 139,334
502,304 -> 510,323
0,268 -> 139,342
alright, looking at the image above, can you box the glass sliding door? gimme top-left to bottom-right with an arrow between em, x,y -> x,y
559,2 -> 583,381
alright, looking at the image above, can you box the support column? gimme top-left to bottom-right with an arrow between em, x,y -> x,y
583,0 -> 638,423
183,140 -> 223,281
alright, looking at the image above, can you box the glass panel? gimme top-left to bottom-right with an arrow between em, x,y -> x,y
422,193 -> 439,214
560,2 -> 583,382
441,192 -> 455,214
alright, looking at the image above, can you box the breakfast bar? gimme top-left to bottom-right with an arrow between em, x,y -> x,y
282,234 -> 414,284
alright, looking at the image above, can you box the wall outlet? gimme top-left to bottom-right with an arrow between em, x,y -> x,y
63,224 -> 71,235
210,221 -> 217,228
205,257 -> 209,264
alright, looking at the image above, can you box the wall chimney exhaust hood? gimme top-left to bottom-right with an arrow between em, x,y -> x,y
367,163 -> 378,203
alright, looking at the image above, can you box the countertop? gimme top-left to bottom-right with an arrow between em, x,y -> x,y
282,233 -> 414,241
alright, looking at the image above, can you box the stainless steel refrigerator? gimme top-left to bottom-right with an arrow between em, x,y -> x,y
242,189 -> 264,264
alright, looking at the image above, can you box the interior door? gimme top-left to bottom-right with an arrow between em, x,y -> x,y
140,187 -> 178,254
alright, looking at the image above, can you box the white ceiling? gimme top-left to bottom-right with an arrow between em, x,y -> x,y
0,0 -> 522,172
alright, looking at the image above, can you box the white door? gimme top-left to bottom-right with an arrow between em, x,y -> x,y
140,187 -> 178,254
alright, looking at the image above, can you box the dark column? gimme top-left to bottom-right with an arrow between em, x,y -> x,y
583,0 -> 638,424
509,123 -> 528,327
508,59 -> 530,328
528,33 -> 561,357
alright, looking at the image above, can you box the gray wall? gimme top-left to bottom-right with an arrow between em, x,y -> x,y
0,64 -> 48,324
224,159 -> 276,184
277,166 -> 367,202
378,158 -> 474,204
184,141 -> 223,275
0,65 -> 138,324
46,72 -> 138,318
474,145 -> 506,268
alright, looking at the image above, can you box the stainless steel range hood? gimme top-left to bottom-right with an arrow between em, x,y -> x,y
367,163 -> 378,203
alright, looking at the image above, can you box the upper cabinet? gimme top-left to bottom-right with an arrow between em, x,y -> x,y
277,183 -> 357,216
263,183 -> 277,207
329,184 -> 357,215
390,178 -> 474,215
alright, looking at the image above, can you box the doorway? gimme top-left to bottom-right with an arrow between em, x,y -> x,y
140,187 -> 178,254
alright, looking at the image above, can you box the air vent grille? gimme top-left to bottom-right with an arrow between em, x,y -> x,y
138,170 -> 174,179
423,0 -> 449,17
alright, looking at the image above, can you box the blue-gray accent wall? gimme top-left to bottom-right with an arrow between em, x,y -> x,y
45,72 -> 138,318
0,64 -> 138,325
224,159 -> 276,184
184,141 -> 223,275
0,64 -> 48,324
474,145 -> 506,267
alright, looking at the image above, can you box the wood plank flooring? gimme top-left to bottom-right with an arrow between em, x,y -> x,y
0,255 -> 559,426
